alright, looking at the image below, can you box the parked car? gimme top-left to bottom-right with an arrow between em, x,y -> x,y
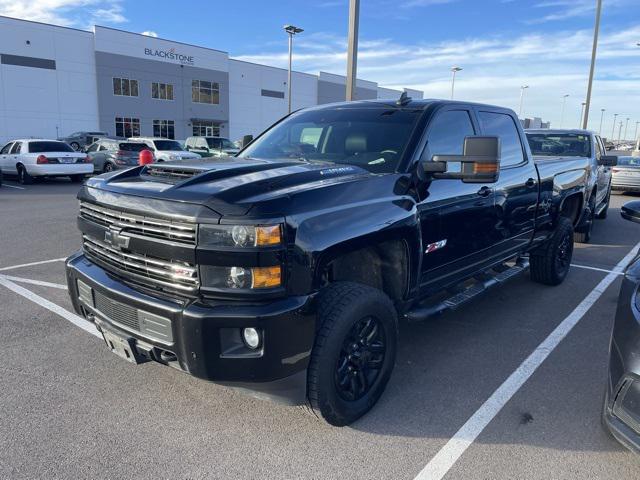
184,136 -> 240,157
603,200 -> 640,455
128,137 -> 201,162
58,131 -> 109,151
611,156 -> 640,193
0,139 -> 92,184
86,138 -> 153,173
526,129 -> 617,243
66,98 -> 590,426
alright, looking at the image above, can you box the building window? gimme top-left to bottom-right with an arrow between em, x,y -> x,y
151,82 -> 174,101
153,120 -> 175,139
113,78 -> 139,97
192,80 -> 219,104
192,120 -> 220,137
115,117 -> 140,138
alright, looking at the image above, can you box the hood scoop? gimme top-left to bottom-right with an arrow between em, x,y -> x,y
143,164 -> 205,182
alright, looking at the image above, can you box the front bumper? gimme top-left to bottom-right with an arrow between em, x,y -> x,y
66,251 -> 316,404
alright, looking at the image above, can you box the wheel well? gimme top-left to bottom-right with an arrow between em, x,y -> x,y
323,239 -> 409,302
559,193 -> 583,226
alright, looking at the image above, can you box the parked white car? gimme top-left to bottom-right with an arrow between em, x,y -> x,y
127,137 -> 201,162
0,139 -> 93,184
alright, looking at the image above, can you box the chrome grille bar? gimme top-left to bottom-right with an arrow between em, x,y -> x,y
79,202 -> 196,244
83,235 -> 198,292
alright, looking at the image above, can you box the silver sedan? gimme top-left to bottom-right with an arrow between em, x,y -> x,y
612,156 -> 640,193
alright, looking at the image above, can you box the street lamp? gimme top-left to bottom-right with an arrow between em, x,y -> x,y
283,24 -> 303,113
582,0 -> 602,129
346,0 -> 360,101
450,66 -> 462,100
624,117 -> 630,141
598,108 -> 605,135
560,94 -> 569,128
611,113 -> 618,140
579,102 -> 586,128
634,121 -> 639,142
618,121 -> 623,143
519,85 -> 529,118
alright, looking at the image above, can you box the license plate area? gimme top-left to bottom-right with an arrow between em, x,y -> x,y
60,157 -> 76,164
101,327 -> 143,364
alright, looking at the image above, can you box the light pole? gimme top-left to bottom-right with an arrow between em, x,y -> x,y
519,85 -> 529,118
618,121 -> 623,143
450,66 -> 462,100
345,0 -> 360,101
611,113 -> 618,140
560,94 -> 569,128
624,117 -> 630,141
284,24 -> 303,113
579,102 -> 586,128
582,0 -> 602,129
634,121 -> 639,142
599,108 -> 605,135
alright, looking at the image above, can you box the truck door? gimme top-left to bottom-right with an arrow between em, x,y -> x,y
417,108 -> 499,290
477,109 -> 538,258
594,135 -> 611,206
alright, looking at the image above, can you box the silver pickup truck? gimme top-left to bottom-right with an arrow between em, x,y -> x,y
526,129 -> 618,243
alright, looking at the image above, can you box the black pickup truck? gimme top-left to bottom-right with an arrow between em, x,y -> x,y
66,98 -> 590,426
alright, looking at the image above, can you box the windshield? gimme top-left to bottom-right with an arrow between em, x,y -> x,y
153,140 -> 183,151
617,156 -> 640,167
238,107 -> 422,173
118,143 -> 148,152
526,133 -> 591,157
29,141 -> 74,153
207,138 -> 236,149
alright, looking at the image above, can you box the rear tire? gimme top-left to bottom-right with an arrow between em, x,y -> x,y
306,282 -> 398,426
103,162 -> 115,173
70,142 -> 80,151
530,216 -> 574,286
17,165 -> 33,185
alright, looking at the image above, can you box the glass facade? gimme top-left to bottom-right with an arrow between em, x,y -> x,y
115,117 -> 140,137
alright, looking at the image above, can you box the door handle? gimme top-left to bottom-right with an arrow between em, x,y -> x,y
477,186 -> 493,197
525,178 -> 536,188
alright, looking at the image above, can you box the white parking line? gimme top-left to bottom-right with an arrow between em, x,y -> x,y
0,257 -> 66,272
2,183 -> 25,190
414,241 -> 640,480
0,276 -> 101,339
571,263 -> 623,275
0,274 -> 68,290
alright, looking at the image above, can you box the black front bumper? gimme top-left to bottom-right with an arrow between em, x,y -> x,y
66,252 -> 316,404
603,261 -> 640,454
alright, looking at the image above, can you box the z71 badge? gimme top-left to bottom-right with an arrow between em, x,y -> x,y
425,239 -> 447,254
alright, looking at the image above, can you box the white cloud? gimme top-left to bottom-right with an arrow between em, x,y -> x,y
0,0 -> 127,29
236,25 -> 640,132
141,30 -> 158,38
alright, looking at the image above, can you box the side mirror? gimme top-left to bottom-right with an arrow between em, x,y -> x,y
599,155 -> 618,167
424,136 -> 501,184
621,201 -> 640,224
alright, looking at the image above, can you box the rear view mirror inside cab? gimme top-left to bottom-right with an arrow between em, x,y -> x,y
424,136 -> 501,184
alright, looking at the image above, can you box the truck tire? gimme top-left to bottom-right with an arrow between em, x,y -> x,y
306,281 -> 398,426
530,216 -> 574,286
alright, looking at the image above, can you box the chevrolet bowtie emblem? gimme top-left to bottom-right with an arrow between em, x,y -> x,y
104,227 -> 130,250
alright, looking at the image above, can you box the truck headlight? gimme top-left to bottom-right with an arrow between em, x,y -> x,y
201,265 -> 281,289
199,225 -> 281,248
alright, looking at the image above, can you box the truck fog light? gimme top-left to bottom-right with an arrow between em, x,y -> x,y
242,328 -> 261,349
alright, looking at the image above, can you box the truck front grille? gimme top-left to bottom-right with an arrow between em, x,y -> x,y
83,235 -> 199,292
79,201 -> 196,245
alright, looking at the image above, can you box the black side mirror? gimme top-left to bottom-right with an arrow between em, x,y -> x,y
599,155 -> 618,167
621,201 -> 640,224
424,136 -> 501,184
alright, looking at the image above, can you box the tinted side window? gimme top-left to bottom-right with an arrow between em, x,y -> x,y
10,142 -> 22,154
0,142 -> 13,154
86,143 -> 99,153
422,110 -> 475,161
478,112 -> 525,168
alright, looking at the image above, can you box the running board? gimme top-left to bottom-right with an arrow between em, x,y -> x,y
405,258 -> 530,322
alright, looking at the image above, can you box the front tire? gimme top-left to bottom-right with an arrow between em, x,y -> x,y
17,165 -> 34,185
306,282 -> 398,426
103,162 -> 115,173
530,216 -> 574,286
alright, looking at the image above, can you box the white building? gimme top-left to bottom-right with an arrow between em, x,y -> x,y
0,16 -> 423,144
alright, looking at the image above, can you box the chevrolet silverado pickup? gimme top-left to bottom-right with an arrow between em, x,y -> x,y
66,98 -> 590,426
526,129 -> 617,243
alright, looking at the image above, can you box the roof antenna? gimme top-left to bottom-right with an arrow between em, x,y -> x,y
396,91 -> 412,106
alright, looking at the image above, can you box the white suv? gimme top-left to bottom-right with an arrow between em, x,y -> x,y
0,139 -> 93,184
128,137 -> 201,162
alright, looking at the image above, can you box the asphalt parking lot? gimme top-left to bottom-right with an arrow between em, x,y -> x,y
1,177 -> 639,479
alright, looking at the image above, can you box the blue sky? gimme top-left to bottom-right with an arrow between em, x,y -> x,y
1,0 -> 639,136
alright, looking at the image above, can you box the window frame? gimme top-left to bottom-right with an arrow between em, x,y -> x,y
10,142 -> 23,154
114,116 -> 141,138
476,109 -> 528,170
0,142 -> 14,155
191,79 -> 220,105
192,120 -> 220,137
113,77 -> 139,98
151,81 -> 175,101
152,119 -> 176,139
417,107 -> 478,165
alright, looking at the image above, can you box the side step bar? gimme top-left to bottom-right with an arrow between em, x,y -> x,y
405,258 -> 530,323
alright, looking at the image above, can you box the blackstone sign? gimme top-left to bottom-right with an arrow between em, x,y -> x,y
144,47 -> 194,65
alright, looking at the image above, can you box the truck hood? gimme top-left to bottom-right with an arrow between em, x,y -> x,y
84,157 -> 372,216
